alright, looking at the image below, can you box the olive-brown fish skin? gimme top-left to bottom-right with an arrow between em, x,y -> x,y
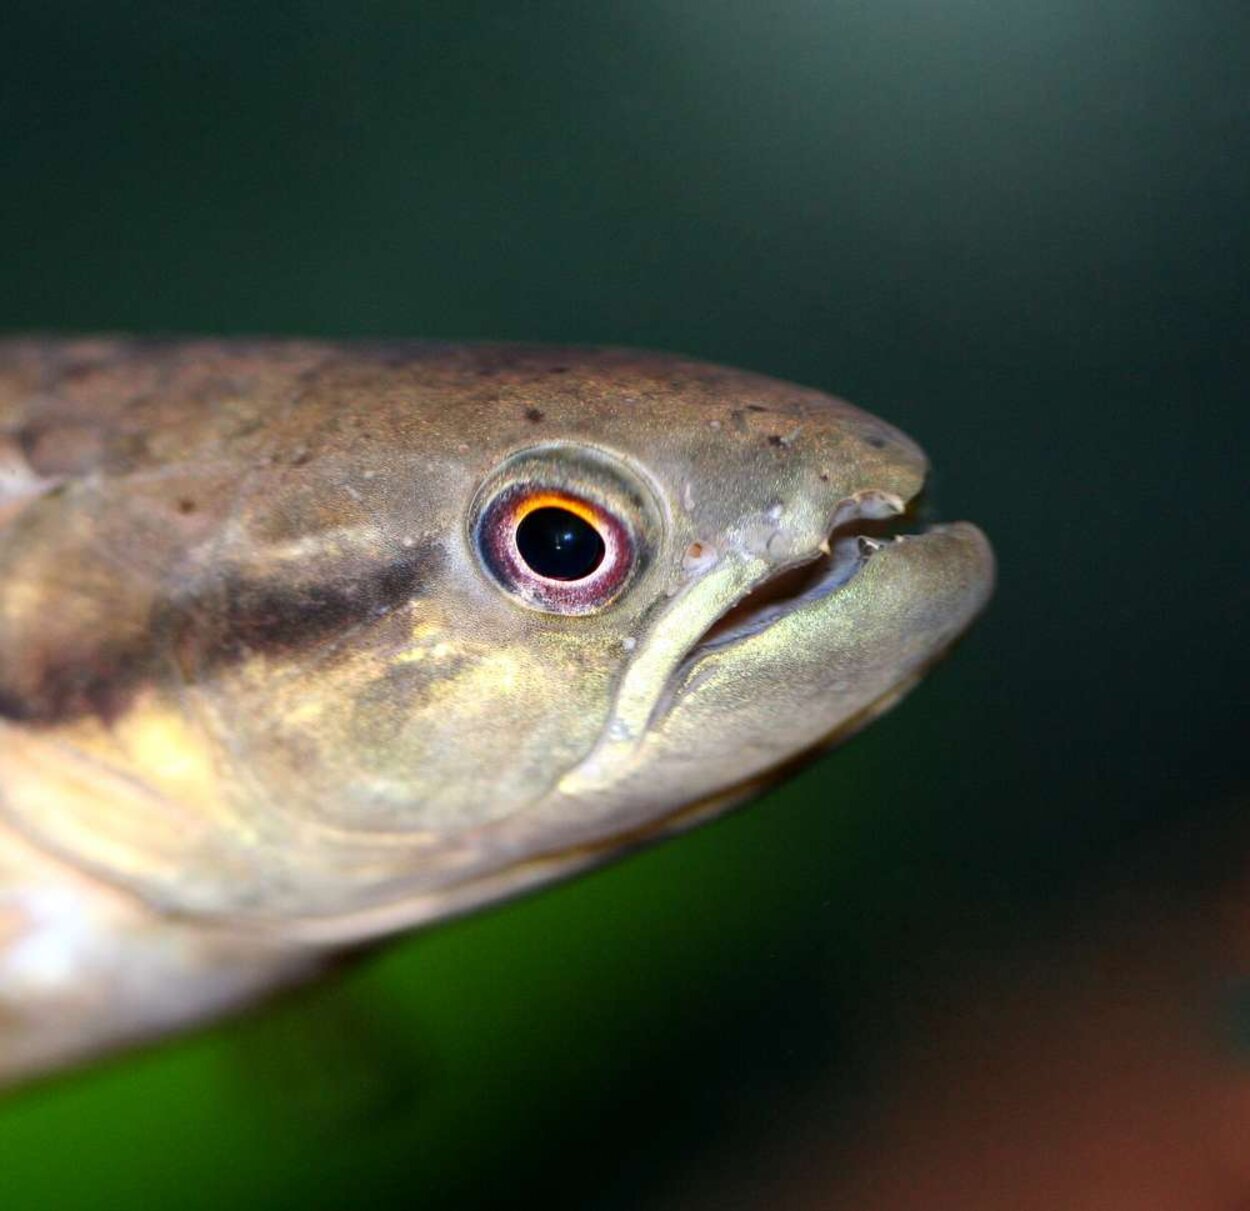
0,338 -> 993,1087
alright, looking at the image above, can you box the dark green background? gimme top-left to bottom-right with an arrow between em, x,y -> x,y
1,3 -> 1245,1207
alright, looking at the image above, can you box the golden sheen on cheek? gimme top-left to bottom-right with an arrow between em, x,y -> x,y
476,485 -> 634,614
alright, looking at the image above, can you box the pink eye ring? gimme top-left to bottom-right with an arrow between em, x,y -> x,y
476,485 -> 636,614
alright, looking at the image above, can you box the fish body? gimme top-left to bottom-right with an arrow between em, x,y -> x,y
0,338 -> 993,1085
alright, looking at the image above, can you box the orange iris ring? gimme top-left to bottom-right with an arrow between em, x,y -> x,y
509,491 -> 604,531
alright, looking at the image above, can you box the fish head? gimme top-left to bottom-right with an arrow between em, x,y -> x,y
0,342 -> 993,940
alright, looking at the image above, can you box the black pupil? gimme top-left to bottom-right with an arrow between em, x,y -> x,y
515,507 -> 605,580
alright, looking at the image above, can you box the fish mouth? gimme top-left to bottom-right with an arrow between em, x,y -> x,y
677,487 -> 936,670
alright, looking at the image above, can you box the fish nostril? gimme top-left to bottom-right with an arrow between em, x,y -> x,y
682,540 -> 719,574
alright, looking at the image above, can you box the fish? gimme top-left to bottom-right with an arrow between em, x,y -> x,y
0,337 -> 994,1087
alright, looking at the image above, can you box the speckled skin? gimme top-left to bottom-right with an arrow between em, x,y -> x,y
0,338 -> 993,1085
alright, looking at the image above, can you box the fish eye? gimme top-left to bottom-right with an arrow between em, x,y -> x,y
475,485 -> 636,614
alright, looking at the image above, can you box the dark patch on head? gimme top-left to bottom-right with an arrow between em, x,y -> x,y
1,543 -> 446,727
819,471 -> 830,482
550,365 -> 569,374
0,685 -> 33,723
865,433 -> 889,449
746,403 -> 769,413
524,407 -> 545,423
0,644 -> 165,728
177,498 -> 197,515
767,434 -> 785,448
201,544 -> 443,659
